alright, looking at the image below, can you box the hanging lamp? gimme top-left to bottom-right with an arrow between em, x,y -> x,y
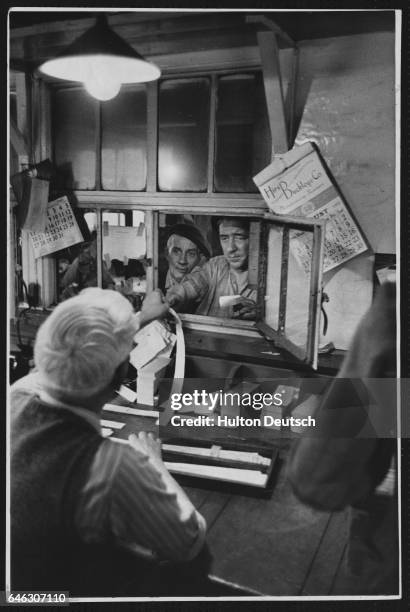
38,14 -> 161,101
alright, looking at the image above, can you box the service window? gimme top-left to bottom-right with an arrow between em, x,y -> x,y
155,212 -> 325,369
257,214 -> 325,369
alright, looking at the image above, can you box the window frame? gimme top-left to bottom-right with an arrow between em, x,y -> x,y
50,65 -> 270,196
15,57 -> 294,335
256,213 -> 326,370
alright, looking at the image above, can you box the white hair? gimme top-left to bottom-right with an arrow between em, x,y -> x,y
34,288 -> 139,400
166,234 -> 198,256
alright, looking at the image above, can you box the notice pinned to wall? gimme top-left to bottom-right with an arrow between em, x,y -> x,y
102,223 -> 146,263
253,142 -> 368,273
29,196 -> 84,258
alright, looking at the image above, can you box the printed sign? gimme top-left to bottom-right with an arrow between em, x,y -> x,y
253,142 -> 368,272
29,196 -> 84,258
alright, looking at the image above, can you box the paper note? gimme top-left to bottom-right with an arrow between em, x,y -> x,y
219,295 -> 242,309
117,385 -> 137,403
102,224 -> 146,261
102,428 -> 114,437
104,403 -> 159,418
130,321 -> 176,370
100,419 -> 125,430
29,196 -> 84,258
376,267 -> 396,285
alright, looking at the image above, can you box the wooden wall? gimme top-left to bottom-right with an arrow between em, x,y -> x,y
293,31 -> 396,349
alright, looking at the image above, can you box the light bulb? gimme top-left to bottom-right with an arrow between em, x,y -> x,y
84,75 -> 121,101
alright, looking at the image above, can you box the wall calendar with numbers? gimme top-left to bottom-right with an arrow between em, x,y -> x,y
253,142 -> 368,273
29,196 -> 84,258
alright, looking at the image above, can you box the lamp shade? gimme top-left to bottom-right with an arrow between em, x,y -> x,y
39,15 -> 161,100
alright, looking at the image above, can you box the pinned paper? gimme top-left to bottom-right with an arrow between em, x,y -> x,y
29,196 -> 83,258
102,224 -> 146,260
376,267 -> 396,285
253,142 -> 368,273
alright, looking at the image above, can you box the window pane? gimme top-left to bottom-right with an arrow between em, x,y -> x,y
158,78 -> 210,191
101,87 -> 147,190
102,209 -> 147,310
53,88 -> 97,190
285,228 -> 312,352
57,208 -> 98,302
215,73 -> 271,192
264,225 -> 315,359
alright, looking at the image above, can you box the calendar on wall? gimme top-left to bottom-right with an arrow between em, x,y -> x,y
253,142 -> 368,273
29,196 -> 84,258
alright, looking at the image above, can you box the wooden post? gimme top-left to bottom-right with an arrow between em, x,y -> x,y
15,73 -> 37,311
146,81 -> 158,192
257,30 -> 289,159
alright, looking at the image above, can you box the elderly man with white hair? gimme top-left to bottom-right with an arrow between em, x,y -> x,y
164,223 -> 210,291
10,288 -> 207,596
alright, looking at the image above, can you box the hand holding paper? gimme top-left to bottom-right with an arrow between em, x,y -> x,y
140,289 -> 169,327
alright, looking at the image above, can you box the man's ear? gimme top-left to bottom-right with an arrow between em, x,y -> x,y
111,360 -> 129,390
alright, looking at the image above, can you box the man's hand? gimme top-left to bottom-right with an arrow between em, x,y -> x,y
128,431 -> 163,465
232,297 -> 257,320
165,292 -> 180,308
139,289 -> 169,327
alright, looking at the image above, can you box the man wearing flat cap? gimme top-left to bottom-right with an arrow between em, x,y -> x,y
166,217 -> 257,319
164,223 -> 210,292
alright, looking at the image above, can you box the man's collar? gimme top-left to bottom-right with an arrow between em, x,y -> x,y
38,389 -> 101,433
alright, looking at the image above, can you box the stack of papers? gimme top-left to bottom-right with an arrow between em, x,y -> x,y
130,320 -> 176,370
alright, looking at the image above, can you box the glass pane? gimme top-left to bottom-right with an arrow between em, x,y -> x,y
158,78 -> 210,191
57,208 -> 98,302
264,225 -> 315,357
53,88 -> 97,190
285,229 -> 313,351
102,209 -> 147,310
101,87 -> 147,190
215,73 -> 271,192
264,226 -> 282,330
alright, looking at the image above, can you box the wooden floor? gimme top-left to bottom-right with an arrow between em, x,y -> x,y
104,402 -> 351,597
184,452 -> 350,596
